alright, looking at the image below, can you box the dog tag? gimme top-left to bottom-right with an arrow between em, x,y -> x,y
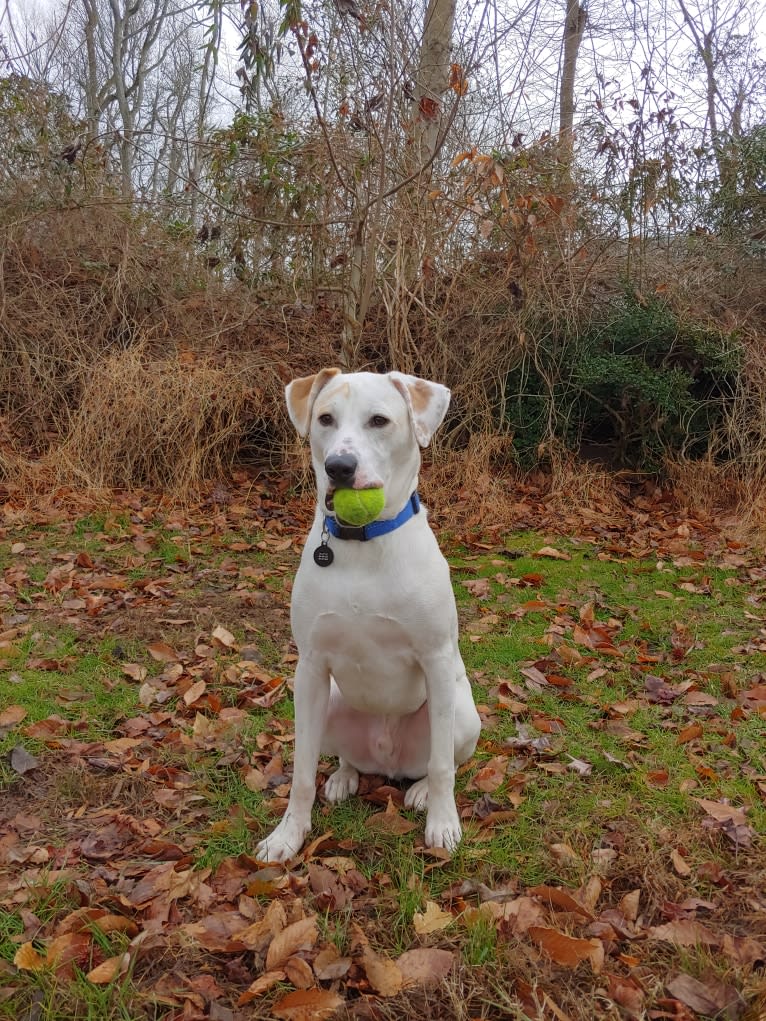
313,543 -> 334,567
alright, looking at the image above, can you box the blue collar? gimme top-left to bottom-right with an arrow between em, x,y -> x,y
325,491 -> 420,542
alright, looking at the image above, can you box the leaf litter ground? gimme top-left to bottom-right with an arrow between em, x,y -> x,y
1,477 -> 765,1021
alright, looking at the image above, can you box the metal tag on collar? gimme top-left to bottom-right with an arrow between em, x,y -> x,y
313,522 -> 334,567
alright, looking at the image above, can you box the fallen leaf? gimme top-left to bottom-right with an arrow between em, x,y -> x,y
536,546 -> 571,561
313,945 -> 352,981
138,682 -> 157,706
665,972 -> 742,1020
271,989 -> 344,1020
648,919 -> 719,946
121,663 -> 147,682
147,640 -> 179,662
528,885 -> 594,919
86,953 -> 130,984
366,798 -> 418,836
10,745 -> 39,774
528,926 -> 604,972
0,705 -> 27,730
677,723 -> 703,745
671,848 -> 692,877
362,949 -> 402,997
266,915 -> 318,971
619,889 -> 640,922
466,755 -> 508,792
284,956 -> 315,989
413,901 -> 454,935
183,679 -> 207,705
550,842 -> 579,862
605,972 -> 645,1018
397,948 -> 456,988
693,798 -> 747,825
212,625 -> 236,648
237,970 -> 286,1004
13,942 -> 46,971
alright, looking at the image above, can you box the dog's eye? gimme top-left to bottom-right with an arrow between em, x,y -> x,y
369,415 -> 389,428
317,413 -> 334,427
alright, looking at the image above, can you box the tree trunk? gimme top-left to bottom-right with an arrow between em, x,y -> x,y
413,0 -> 456,174
559,0 -> 587,153
82,0 -> 100,142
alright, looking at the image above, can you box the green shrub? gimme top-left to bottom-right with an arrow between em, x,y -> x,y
505,294 -> 742,469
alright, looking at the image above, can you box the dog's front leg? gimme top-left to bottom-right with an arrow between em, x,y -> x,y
418,649 -> 462,851
254,657 -> 329,863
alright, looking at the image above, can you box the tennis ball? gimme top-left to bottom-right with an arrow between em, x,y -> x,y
333,487 -> 385,526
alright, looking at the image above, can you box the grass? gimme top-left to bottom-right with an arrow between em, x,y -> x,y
1,514 -> 764,1019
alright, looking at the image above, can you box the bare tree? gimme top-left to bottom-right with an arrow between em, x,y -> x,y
675,0 -> 766,178
7,0 -> 216,202
559,0 -> 586,152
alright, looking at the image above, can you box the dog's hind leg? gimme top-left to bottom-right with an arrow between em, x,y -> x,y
323,759 -> 360,802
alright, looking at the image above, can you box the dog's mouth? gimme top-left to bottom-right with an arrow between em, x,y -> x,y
324,489 -> 336,512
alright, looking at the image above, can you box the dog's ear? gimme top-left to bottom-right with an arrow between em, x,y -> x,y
389,372 -> 451,447
285,368 -> 342,437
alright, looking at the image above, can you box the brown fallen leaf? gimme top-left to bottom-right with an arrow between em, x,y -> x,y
648,919 -> 720,946
183,679 -> 207,705
550,842 -> 579,862
121,663 -> 147,682
677,722 -> 703,744
671,848 -> 692,877
147,640 -> 179,662
86,953 -> 130,984
212,624 -> 237,648
721,933 -> 766,967
237,970 -> 287,1004
397,948 -> 456,988
605,972 -> 645,1019
313,945 -> 352,981
693,798 -> 747,825
362,949 -> 403,997
528,926 -> 604,972
0,705 -> 27,730
45,932 -> 92,978
271,988 -> 344,1020
478,895 -> 546,935
13,942 -> 46,971
266,915 -> 318,971
528,885 -> 594,919
536,546 -> 571,560
466,755 -> 508,793
284,955 -> 315,990
9,745 -> 39,775
618,889 -> 640,922
366,797 -> 418,836
665,972 -> 743,1020
413,900 -> 454,935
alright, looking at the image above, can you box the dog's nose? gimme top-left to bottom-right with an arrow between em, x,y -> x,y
325,453 -> 358,486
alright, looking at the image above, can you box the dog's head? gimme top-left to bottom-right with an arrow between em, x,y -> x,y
285,369 -> 451,516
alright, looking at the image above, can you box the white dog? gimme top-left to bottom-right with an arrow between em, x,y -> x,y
255,369 -> 481,862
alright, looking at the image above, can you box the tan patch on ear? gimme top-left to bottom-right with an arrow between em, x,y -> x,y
286,367 -> 342,436
409,379 -> 433,414
289,374 -> 316,411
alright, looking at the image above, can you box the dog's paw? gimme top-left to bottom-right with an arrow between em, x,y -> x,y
323,763 -> 359,803
404,776 -> 429,811
424,804 -> 462,852
254,817 -> 310,863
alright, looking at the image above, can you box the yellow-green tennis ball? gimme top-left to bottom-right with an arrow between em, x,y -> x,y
333,487 -> 385,526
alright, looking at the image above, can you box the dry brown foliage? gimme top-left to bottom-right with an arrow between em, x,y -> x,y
1,191 -> 765,519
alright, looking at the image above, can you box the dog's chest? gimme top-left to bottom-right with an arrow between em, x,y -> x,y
310,610 -> 426,713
